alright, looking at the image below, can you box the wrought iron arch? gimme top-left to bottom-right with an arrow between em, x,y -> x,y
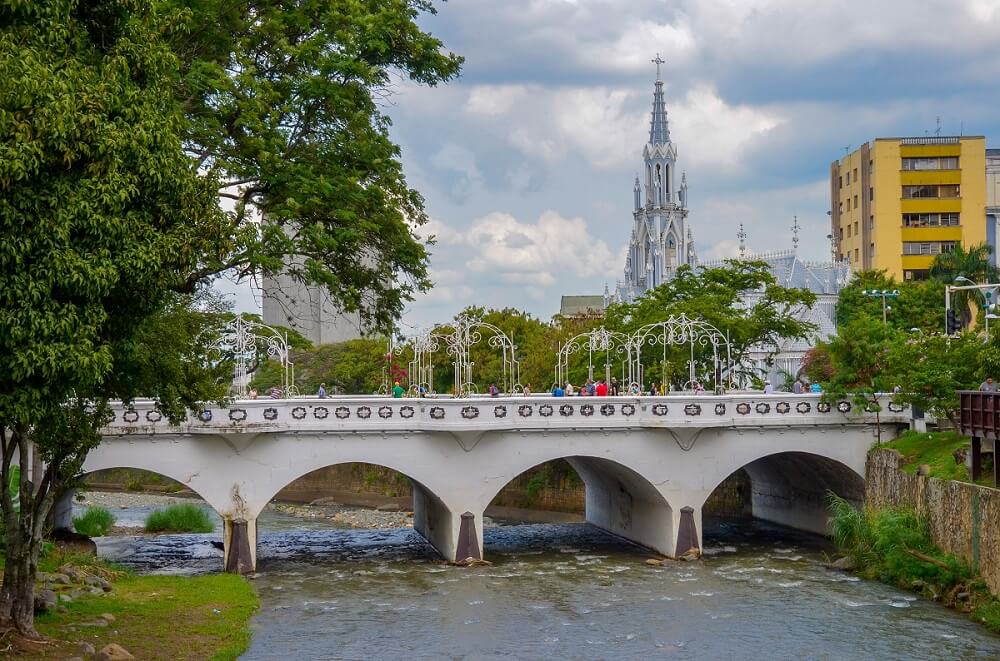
555,326 -> 631,389
627,314 -> 733,391
207,314 -> 296,398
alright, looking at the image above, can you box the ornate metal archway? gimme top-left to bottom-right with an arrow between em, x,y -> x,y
207,314 -> 296,398
407,315 -> 521,396
628,314 -> 732,391
555,326 -> 631,388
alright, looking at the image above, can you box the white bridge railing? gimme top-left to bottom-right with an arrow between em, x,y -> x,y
102,394 -> 910,435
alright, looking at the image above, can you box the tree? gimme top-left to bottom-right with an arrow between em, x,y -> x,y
930,243 -> 999,328
818,317 -> 898,442
887,332 -> 980,426
604,261 -> 818,388
252,337 -> 392,394
0,0 -> 232,635
836,270 -> 944,333
165,0 -> 464,332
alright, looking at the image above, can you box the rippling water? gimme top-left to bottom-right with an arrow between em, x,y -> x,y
94,516 -> 1000,660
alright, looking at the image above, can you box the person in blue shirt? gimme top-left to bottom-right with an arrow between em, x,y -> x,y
317,383 -> 327,399
551,383 -> 564,397
810,382 -> 822,393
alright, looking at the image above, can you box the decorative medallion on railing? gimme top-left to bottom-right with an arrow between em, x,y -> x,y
263,407 -> 279,421
600,404 -> 615,416
539,404 -> 554,417
837,401 -> 851,413
400,406 -> 415,419
817,402 -> 831,413
378,406 -> 392,419
334,406 -> 349,419
581,404 -> 594,417
622,404 -> 636,417
357,406 -> 372,419
796,402 -> 811,414
461,406 -> 480,420
684,403 -> 702,416
228,409 -> 247,422
291,406 -> 306,420
315,406 -> 332,419
559,404 -> 573,417
123,409 -> 139,423
715,403 -> 726,416
146,410 -> 162,423
887,402 -> 905,412
429,406 -> 445,420
736,402 -> 751,415
652,404 -> 669,416
755,402 -> 770,414
198,410 -> 213,422
518,405 -> 533,417
494,405 -> 507,418
775,402 -> 790,415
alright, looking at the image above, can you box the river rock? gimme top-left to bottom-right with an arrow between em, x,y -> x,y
59,593 -> 73,603
831,556 -> 856,571
80,642 -> 97,656
60,565 -> 82,582
957,591 -> 971,601
84,575 -> 103,587
96,643 -> 134,660
645,558 -> 664,566
100,612 -> 117,623
917,464 -> 931,476
33,589 -> 57,612
51,573 -> 72,585
100,578 -> 113,592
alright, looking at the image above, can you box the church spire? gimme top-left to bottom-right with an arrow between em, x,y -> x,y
648,54 -> 671,146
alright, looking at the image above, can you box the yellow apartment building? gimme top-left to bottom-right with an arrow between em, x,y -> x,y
830,136 -> 987,281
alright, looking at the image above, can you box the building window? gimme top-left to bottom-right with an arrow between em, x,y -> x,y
839,175 -> 843,189
854,221 -> 859,236
853,167 -> 858,181
869,216 -> 874,231
902,213 -> 960,227
854,248 -> 859,261
846,224 -> 851,238
904,269 -> 930,281
902,157 -> 959,170
869,242 -> 875,258
839,201 -> 843,213
902,241 -> 959,255
854,194 -> 859,208
869,187 -> 874,201
846,198 -> 851,211
902,184 -> 960,198
846,171 -> 851,185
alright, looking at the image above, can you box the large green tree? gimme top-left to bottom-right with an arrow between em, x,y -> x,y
836,270 -> 944,333
0,0 -> 228,634
166,0 -> 463,331
930,242 -> 999,328
887,332 -> 980,426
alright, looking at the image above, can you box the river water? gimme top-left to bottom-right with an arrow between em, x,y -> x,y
80,497 -> 1000,660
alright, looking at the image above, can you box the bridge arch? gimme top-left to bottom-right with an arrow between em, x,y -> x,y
476,451 -> 679,558
701,450 -> 865,536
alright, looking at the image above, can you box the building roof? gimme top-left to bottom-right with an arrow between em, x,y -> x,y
559,295 -> 606,318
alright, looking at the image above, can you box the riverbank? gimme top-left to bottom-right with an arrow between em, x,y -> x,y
1,549 -> 258,659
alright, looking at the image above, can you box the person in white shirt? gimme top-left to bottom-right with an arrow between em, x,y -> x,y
763,381 -> 774,394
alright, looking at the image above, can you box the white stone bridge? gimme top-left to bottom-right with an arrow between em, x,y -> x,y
83,394 -> 911,572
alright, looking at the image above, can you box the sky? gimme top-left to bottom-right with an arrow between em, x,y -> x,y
217,0 -> 1000,334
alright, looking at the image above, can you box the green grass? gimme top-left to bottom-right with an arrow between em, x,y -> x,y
828,494 -> 1000,635
72,506 -> 116,537
883,430 -> 995,486
145,504 -> 215,533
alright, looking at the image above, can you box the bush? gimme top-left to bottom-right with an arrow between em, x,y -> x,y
145,504 -> 215,533
73,506 -> 116,537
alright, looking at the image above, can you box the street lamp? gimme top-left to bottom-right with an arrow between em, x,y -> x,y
862,289 -> 900,325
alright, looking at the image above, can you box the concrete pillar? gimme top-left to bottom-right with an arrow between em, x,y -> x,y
972,436 -> 982,482
223,517 -> 257,574
412,482 -> 471,562
50,488 -> 75,533
568,457 -> 676,557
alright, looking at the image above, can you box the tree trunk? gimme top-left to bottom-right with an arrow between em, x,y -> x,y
0,529 -> 42,638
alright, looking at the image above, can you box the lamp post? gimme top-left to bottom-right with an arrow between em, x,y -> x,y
862,289 -> 900,325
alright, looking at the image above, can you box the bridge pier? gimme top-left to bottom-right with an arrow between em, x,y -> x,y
412,483 -> 478,562
223,517 -> 257,574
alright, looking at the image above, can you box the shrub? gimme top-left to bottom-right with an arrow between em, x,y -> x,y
73,506 -> 116,537
145,504 -> 215,533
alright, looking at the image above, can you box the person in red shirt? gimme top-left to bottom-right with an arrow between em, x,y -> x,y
595,379 -> 609,397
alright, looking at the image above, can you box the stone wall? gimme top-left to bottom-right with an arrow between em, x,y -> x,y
867,449 -> 1000,595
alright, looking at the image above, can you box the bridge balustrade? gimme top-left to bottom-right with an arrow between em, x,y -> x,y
102,393 -> 910,435
958,390 -> 1000,484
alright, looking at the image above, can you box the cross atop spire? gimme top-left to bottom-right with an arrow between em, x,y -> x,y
737,224 -> 747,259
791,215 -> 801,252
651,53 -> 665,81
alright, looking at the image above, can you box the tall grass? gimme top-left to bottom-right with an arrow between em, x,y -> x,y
144,504 -> 214,533
73,506 -> 116,537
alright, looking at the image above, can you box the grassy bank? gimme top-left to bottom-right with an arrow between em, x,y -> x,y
2,550 -> 258,659
883,430 -> 994,487
828,495 -> 1000,634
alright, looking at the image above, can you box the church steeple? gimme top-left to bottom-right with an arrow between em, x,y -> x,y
648,54 -> 671,146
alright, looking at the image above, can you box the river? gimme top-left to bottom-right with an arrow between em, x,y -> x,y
77,494 -> 1000,659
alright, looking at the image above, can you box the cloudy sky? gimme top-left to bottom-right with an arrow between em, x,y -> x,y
219,0 -> 1000,332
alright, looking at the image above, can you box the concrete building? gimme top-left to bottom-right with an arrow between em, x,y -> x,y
262,268 -> 363,346
831,136 -> 987,281
988,149 -> 1000,266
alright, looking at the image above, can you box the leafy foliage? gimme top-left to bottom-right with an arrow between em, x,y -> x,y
887,332 -> 981,425
836,270 -> 944,332
930,243 -> 999,328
